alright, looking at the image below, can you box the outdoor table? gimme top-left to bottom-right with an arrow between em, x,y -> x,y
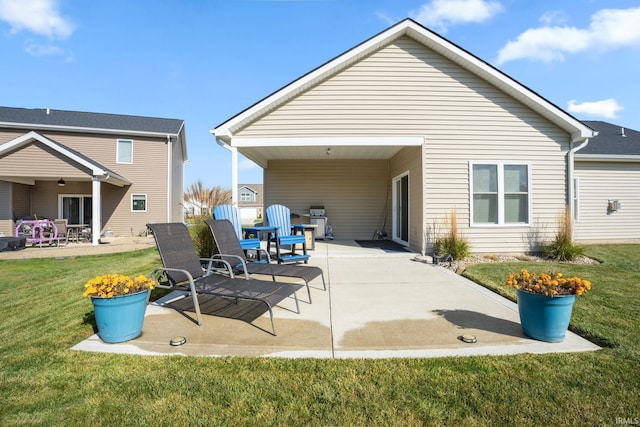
66,225 -> 90,243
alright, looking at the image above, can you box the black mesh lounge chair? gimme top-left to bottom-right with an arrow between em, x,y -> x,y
206,219 -> 326,304
147,222 -> 303,335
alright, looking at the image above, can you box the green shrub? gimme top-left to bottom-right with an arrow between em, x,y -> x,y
190,216 -> 217,258
434,208 -> 470,260
543,207 -> 583,261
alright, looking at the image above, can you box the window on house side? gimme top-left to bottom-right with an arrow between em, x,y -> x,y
132,194 -> 147,212
240,191 -> 253,202
117,139 -> 133,164
471,162 -> 530,225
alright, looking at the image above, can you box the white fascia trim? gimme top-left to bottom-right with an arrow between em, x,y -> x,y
575,154 -> 640,162
0,121 -> 181,139
232,136 -> 425,148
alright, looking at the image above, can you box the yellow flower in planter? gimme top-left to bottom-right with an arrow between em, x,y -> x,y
83,274 -> 156,298
506,269 -> 591,297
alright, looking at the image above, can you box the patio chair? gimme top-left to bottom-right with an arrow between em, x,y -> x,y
265,204 -> 310,264
206,219 -> 326,303
213,204 -> 261,250
53,219 -> 69,246
147,222 -> 303,335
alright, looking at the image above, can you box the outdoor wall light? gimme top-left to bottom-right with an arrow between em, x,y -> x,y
57,178 -> 66,186
608,199 -> 621,213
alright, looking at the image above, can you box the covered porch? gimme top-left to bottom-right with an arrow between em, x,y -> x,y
0,132 -> 130,244
217,137 -> 427,253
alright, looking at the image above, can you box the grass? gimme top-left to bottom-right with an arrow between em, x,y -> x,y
1,245 -> 639,426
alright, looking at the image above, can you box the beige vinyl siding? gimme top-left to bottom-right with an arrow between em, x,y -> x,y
0,141 -> 93,178
240,36 -> 571,253
235,36 -> 562,140
264,160 -> 388,240
12,183 -> 30,219
574,161 -> 640,242
389,146 -> 423,251
424,134 -> 568,254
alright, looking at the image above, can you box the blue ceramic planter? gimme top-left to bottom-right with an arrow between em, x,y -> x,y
516,289 -> 576,342
91,290 -> 149,343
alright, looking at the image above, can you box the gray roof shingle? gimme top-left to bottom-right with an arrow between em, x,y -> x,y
580,120 -> 640,156
0,106 -> 184,135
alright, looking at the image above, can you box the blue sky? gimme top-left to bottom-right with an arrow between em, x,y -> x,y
2,0 -> 639,189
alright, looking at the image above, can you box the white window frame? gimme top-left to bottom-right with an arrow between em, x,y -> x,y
469,161 -> 532,227
117,139 -> 133,164
239,191 -> 253,202
131,194 -> 147,212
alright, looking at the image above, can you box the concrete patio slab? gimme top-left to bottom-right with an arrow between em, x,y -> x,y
72,240 -> 600,358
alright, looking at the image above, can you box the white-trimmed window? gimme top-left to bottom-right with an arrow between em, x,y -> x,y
240,190 -> 254,202
117,139 -> 133,164
131,194 -> 147,212
470,162 -> 531,226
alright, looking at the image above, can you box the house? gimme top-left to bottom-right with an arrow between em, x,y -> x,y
237,184 -> 264,224
182,199 -> 210,218
0,107 -> 187,244
573,121 -> 640,242
212,18 -> 598,255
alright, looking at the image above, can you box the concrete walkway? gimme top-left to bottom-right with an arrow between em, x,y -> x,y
72,240 -> 600,358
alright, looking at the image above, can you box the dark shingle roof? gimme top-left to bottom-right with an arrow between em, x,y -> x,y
580,121 -> 640,156
0,106 -> 184,135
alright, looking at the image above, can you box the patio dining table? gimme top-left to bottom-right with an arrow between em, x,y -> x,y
66,225 -> 91,243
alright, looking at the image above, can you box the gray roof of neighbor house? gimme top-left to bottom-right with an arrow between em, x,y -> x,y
0,106 -> 184,135
579,121 -> 640,156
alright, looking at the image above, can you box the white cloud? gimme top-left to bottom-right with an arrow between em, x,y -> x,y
25,40 -> 62,56
539,10 -> 569,26
410,0 -> 503,33
497,7 -> 640,65
0,0 -> 74,39
567,99 -> 623,119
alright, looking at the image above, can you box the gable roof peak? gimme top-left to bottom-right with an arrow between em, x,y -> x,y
213,18 -> 595,143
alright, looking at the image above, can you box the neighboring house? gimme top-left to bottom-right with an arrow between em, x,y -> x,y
213,18 -> 598,255
237,184 -> 263,224
0,107 -> 187,244
573,121 -> 640,242
183,199 -> 210,218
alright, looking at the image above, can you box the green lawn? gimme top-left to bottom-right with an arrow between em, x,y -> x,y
1,245 -> 639,426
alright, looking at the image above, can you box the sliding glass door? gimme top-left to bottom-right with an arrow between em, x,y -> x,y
60,195 -> 92,225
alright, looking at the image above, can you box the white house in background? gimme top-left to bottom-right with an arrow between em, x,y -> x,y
182,199 -> 210,218
212,18 -> 598,255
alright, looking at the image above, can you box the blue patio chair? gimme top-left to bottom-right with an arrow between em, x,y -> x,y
265,204 -> 310,264
213,204 -> 261,250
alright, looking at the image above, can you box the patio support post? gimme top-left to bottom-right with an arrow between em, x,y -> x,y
91,176 -> 101,245
215,137 -> 238,208
231,146 -> 238,208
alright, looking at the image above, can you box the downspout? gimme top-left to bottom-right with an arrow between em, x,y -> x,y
216,137 -> 238,208
568,138 -> 590,227
167,135 -> 172,222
